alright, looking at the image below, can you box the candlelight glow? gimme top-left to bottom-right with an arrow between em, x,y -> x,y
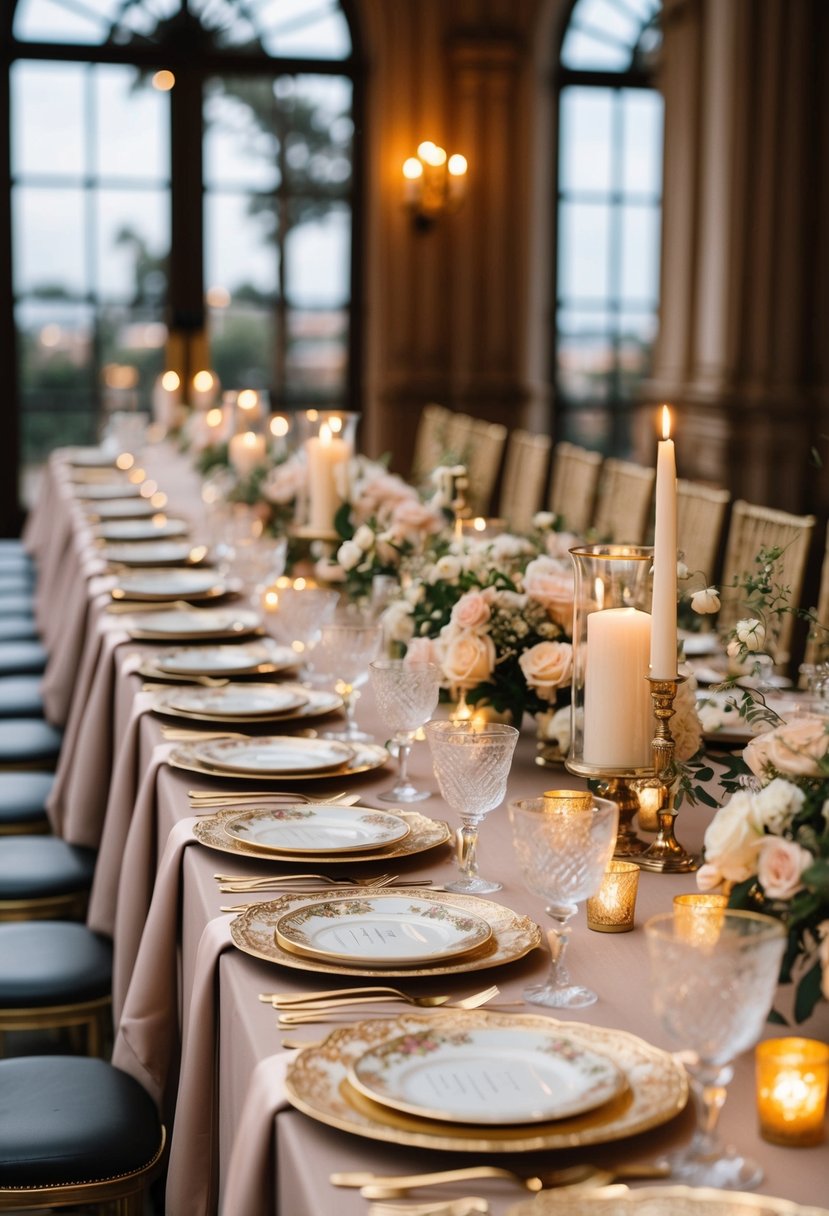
448,154 -> 468,177
193,370 -> 214,393
152,70 -> 175,91
116,453 -> 135,471
402,157 -> 423,181
161,371 -> 180,391
319,422 -> 332,445
756,1037 -> 829,1146
237,390 -> 258,411
270,415 -> 290,438
328,415 -> 343,434
150,492 -> 167,508
205,408 -> 223,429
661,404 -> 671,440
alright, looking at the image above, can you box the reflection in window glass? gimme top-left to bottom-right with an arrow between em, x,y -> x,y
11,62 -> 85,176
16,298 -> 97,451
209,305 -> 273,392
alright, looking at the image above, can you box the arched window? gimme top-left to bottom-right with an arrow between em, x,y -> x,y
555,0 -> 662,455
3,0 -> 359,480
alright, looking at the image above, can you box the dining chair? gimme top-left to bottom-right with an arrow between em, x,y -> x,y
443,411 -> 476,467
464,417 -> 507,515
0,717 -> 62,771
0,640 -> 47,678
676,479 -> 731,582
591,458 -> 656,544
799,521 -> 828,671
547,441 -> 603,534
0,1055 -> 164,1213
0,771 -> 53,836
718,500 -> 817,665
0,921 -> 112,1058
497,429 -> 552,532
410,402 -> 453,484
0,676 -> 45,719
0,836 -> 96,921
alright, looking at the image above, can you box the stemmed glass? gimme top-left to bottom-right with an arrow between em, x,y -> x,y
644,908 -> 786,1189
313,621 -> 383,741
266,586 -> 340,679
369,660 -> 441,802
508,795 -> 618,1007
426,720 -> 519,894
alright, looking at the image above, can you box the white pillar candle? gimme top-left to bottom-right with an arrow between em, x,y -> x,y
152,371 -> 182,431
229,431 -> 267,477
649,405 -> 678,679
190,370 -> 219,411
305,422 -> 349,531
583,606 -> 653,768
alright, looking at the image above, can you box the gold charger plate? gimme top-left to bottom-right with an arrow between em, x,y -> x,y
230,888 -> 541,978
151,685 -> 342,724
193,806 -> 451,864
284,1009 -> 688,1152
169,740 -> 389,783
507,1188 -> 829,1216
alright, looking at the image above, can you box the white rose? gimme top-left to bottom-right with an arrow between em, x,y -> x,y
429,554 -> 462,584
691,587 -> 720,614
337,539 -> 363,571
539,704 -> 572,751
518,641 -> 573,702
735,618 -> 766,651
532,511 -> 557,529
353,524 -> 375,552
381,600 -> 415,643
677,560 -> 689,580
818,922 -> 829,1001
439,629 -> 496,689
756,836 -> 813,901
696,863 -> 725,892
749,778 -> 805,834
702,791 -> 764,882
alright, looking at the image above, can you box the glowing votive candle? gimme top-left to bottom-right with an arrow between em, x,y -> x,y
587,860 -> 640,933
542,789 -> 593,812
756,1038 -> 829,1146
229,431 -> 267,477
673,893 -> 728,946
306,421 -> 349,531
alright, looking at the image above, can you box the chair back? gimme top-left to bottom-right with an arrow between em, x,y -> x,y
548,442 -> 603,534
410,403 -> 452,484
676,480 -> 730,582
465,418 -> 507,515
801,522 -> 829,669
498,429 -> 552,532
591,458 -> 655,544
719,500 -> 816,664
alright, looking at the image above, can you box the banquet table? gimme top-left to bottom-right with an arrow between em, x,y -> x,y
23,443 -> 829,1216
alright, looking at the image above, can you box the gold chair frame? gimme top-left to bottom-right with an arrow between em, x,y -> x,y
0,993 -> 111,1059
0,889 -> 89,923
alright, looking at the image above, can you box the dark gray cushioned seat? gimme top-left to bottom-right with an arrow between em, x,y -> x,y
0,921 -> 111,1007
0,677 -> 44,718
0,595 -> 35,618
0,577 -> 34,597
0,641 -> 47,676
0,618 -> 39,644
0,1055 -> 161,1187
0,718 -> 61,764
0,771 -> 53,827
0,837 -> 94,900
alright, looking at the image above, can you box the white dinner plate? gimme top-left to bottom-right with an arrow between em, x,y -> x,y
96,518 -> 190,542
102,541 -> 207,568
191,736 -> 354,775
679,632 -> 721,657
170,739 -> 384,784
349,1024 -> 625,1124
275,893 -> 492,966
68,447 -> 117,467
154,640 -> 296,677
77,483 -> 141,501
111,567 -> 226,602
91,499 -> 158,520
223,804 -> 411,854
164,684 -> 308,719
127,608 -> 261,641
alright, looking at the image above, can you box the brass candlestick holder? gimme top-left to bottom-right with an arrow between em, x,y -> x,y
636,674 -> 699,872
564,759 -> 651,859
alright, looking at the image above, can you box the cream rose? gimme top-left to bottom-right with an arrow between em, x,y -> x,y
691,587 -> 720,614
439,629 -> 496,689
450,591 -> 491,632
353,524 -> 375,552
696,863 -> 725,892
750,777 -> 806,834
702,791 -> 764,882
756,836 -> 813,901
818,922 -> 829,1001
744,716 -> 829,779
518,641 -> 573,702
336,539 -> 362,571
404,637 -> 439,666
389,499 -> 444,545
522,557 -> 575,631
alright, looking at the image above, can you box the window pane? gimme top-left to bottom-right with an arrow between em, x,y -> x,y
284,206 -> 350,307
209,305 -> 273,391
204,78 -> 280,192
13,186 -> 87,296
562,408 -> 614,452
16,299 -> 97,461
98,305 -> 167,411
622,90 -> 663,196
558,202 -> 611,301
577,0 -> 642,45
286,307 -> 347,398
561,29 -> 631,71
620,204 -> 660,303
95,189 -> 169,302
11,62 -> 86,177
557,332 -> 613,404
205,193 -> 279,298
559,88 -> 613,194
14,0 -> 116,43
95,65 -> 169,183
257,0 -> 352,59
280,75 -> 353,193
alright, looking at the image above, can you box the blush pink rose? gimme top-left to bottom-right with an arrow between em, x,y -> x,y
518,641 -> 573,701
405,637 -> 439,666
450,591 -> 491,631
744,716 -> 829,779
756,836 -> 813,901
522,557 -> 575,631
388,499 -> 444,545
440,630 -> 496,689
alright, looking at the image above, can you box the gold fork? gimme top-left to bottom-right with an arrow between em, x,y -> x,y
272,985 -> 501,1020
368,1201 -> 489,1216
163,727 -> 252,742
216,871 -> 398,889
188,789 -> 355,803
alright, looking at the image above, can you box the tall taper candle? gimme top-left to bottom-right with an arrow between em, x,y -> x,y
650,405 -> 678,679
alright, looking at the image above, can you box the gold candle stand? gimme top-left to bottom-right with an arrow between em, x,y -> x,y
636,675 -> 698,873
564,759 -> 651,859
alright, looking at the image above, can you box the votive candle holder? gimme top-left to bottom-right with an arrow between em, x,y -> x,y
756,1037 -> 829,1146
673,892 -> 728,946
586,860 -> 640,933
542,789 -> 593,812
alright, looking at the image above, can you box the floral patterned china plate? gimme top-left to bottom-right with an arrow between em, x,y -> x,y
170,740 -> 387,784
222,804 -> 410,853
194,807 -> 449,864
349,1024 -> 626,1124
96,518 -> 190,542
275,893 -> 492,966
111,568 -> 227,602
230,888 -> 540,977
154,640 -> 296,677
154,685 -> 341,725
507,1188 -> 829,1216
127,608 -> 261,641
283,1010 -> 687,1151
164,684 -> 308,719
190,736 -> 354,776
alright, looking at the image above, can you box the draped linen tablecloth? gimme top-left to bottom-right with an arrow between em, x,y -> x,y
30,444 -> 829,1216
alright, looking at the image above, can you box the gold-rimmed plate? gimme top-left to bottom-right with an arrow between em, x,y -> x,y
67,447 -> 118,468
112,568 -> 228,603
103,541 -> 209,568
190,736 -> 354,776
193,807 -> 450,864
153,640 -> 296,677
89,499 -> 158,521
76,482 -> 142,501
507,1188 -> 829,1216
170,740 -> 388,784
284,1010 -> 688,1152
223,803 -> 411,854
152,685 -> 341,724
162,684 -> 308,719
275,893 -> 493,967
127,608 -> 261,641
230,888 -> 541,978
96,518 -> 190,543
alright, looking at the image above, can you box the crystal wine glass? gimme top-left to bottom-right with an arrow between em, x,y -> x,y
369,659 -> 441,802
508,795 -> 618,1007
266,586 -> 340,678
644,908 -> 786,1189
426,720 -> 519,893
313,621 -> 383,741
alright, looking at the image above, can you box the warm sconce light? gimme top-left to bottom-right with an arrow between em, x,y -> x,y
402,141 -> 468,231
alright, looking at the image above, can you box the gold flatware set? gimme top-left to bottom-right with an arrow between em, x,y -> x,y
332,1162 -> 670,1198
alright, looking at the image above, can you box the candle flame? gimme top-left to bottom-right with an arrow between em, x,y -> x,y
242,431 -> 257,448
661,404 -> 672,440
320,422 -> 332,445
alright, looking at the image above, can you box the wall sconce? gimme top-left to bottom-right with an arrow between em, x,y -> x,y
402,141 -> 468,232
